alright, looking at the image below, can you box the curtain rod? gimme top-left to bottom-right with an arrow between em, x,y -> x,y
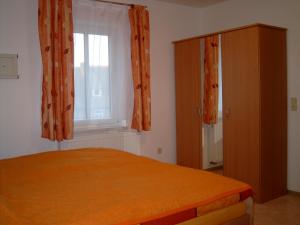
93,0 -> 148,8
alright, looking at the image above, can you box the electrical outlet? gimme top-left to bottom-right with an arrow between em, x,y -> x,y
291,97 -> 297,111
157,147 -> 162,154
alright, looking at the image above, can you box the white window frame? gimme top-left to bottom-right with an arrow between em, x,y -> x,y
73,25 -> 127,132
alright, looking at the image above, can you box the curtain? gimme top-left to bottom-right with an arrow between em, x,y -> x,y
203,35 -> 219,125
129,5 -> 151,132
38,0 -> 74,141
73,0 -> 133,127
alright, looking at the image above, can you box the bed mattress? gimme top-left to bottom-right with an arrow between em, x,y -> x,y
0,148 -> 252,225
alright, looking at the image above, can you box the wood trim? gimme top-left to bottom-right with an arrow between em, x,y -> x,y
173,23 -> 287,44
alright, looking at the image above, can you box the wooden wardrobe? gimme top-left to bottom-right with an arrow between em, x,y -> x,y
174,24 -> 287,203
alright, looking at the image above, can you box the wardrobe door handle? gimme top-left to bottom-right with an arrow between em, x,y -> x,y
197,107 -> 202,117
224,107 -> 231,119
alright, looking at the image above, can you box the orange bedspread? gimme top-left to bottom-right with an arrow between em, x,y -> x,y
0,148 -> 251,225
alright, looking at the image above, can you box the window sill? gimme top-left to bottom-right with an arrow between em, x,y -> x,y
74,120 -> 128,135
74,125 -> 127,134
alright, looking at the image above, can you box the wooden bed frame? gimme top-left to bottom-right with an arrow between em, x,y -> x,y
141,196 -> 254,225
224,214 -> 250,225
142,214 -> 251,225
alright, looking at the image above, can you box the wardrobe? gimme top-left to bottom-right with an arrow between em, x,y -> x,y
174,24 -> 287,203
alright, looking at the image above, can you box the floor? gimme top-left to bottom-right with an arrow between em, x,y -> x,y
254,194 -> 300,225
209,168 -> 300,225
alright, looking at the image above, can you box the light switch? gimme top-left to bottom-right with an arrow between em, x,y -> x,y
291,97 -> 297,111
0,54 -> 18,79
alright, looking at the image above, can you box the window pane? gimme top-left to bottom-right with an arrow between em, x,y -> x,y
74,33 -> 86,121
89,35 -> 109,67
88,34 -> 111,120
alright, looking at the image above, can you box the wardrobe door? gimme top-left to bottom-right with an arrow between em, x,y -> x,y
175,39 -> 202,169
259,26 -> 287,202
222,27 -> 260,195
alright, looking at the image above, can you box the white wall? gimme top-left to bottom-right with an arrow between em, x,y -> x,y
0,0 -> 201,160
196,0 -> 300,192
0,0 -> 57,158
60,130 -> 141,155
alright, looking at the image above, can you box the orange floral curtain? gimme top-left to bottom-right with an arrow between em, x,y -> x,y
38,0 -> 74,141
203,35 -> 219,124
128,5 -> 151,132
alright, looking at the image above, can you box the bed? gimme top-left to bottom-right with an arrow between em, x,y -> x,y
0,148 -> 253,225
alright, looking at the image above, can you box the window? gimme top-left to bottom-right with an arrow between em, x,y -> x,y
73,0 -> 132,131
74,33 -> 110,121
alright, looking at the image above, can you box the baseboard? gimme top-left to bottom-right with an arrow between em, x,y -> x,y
205,165 -> 223,171
288,190 -> 300,197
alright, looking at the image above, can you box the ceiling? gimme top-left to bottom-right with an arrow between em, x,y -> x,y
157,0 -> 228,8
